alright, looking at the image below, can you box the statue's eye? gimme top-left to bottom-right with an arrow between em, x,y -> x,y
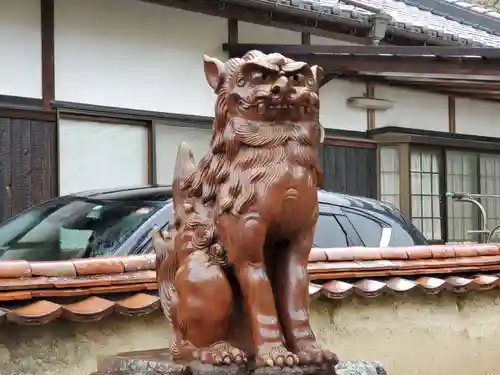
250,71 -> 270,84
291,73 -> 305,85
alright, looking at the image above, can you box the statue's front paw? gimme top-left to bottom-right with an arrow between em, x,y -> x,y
256,343 -> 299,368
295,341 -> 338,365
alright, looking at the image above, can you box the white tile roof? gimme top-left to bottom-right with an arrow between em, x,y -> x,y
357,0 -> 500,46
261,0 -> 500,46
444,0 -> 500,18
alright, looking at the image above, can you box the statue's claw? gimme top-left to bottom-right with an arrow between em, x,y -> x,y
255,344 -> 299,368
196,342 -> 247,366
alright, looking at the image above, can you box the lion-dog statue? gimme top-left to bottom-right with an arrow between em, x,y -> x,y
153,50 -> 336,370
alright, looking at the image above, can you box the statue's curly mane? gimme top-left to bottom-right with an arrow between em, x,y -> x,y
182,50 -> 323,217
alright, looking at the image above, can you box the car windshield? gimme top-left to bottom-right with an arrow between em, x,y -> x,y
0,197 -> 161,261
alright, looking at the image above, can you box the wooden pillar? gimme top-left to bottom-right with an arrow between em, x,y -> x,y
366,82 -> 375,130
227,18 -> 238,55
448,96 -> 456,133
41,0 -> 55,109
301,32 -> 311,45
399,143 -> 411,217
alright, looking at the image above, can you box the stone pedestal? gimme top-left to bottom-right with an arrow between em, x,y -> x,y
90,349 -> 387,375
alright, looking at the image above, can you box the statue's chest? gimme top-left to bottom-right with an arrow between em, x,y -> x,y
263,165 -> 311,196
258,164 -> 317,221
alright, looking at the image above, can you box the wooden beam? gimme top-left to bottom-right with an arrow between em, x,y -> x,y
228,19 -> 238,45
437,88 -> 500,95
378,79 -> 500,91
223,44 -> 500,58
41,0 -> 55,110
343,75 -> 500,102
312,55 -> 500,77
224,44 -> 500,76
448,96 -> 456,133
399,143 -> 411,218
0,107 -> 56,122
366,82 -> 375,130
148,120 -> 156,185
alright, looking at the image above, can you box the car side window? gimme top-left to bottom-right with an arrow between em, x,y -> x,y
313,214 -> 348,248
344,211 -> 383,247
388,225 -> 417,246
129,206 -> 173,255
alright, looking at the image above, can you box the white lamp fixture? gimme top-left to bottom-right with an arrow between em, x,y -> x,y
347,97 -> 394,111
319,123 -> 325,144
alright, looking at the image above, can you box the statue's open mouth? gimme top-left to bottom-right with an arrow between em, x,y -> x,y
239,99 -> 314,115
256,102 -> 311,115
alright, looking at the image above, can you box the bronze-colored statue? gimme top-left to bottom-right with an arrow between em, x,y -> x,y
153,50 -> 336,369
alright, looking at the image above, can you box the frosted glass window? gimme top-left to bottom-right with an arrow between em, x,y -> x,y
379,147 -> 400,208
446,151 -> 478,242
480,154 -> 500,234
58,118 -> 148,195
155,124 -> 212,185
410,150 -> 441,240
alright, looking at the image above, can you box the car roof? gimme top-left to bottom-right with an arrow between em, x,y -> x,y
70,185 -> 397,213
68,185 -> 425,249
317,189 -> 397,216
70,185 -> 174,201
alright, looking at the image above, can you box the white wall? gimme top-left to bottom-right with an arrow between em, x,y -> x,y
455,98 -> 500,138
310,35 -> 361,46
238,22 -> 300,44
320,79 -> 367,132
310,35 -> 366,131
54,0 -> 226,117
374,85 -> 449,132
0,0 -> 42,98
53,0 -> 368,129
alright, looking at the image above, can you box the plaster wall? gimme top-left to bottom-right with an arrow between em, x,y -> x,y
238,22 -> 300,44
455,97 -> 500,138
310,35 -> 361,45
374,85 -> 449,132
3,292 -> 500,375
320,79 -> 367,132
53,0 -> 226,117
0,0 -> 42,98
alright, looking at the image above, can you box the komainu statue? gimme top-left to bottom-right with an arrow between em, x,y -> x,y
153,50 -> 336,370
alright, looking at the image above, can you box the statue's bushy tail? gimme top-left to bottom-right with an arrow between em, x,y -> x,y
153,227 -> 177,323
154,143 -> 197,324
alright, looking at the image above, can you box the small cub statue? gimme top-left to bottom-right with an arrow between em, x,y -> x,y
153,50 -> 336,370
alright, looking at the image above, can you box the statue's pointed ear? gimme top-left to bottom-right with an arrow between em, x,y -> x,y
203,55 -> 225,93
311,65 -> 324,87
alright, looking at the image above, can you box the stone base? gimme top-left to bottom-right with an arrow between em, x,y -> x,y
91,349 -> 387,375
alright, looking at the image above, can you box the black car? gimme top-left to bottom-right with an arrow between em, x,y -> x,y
0,186 -> 427,261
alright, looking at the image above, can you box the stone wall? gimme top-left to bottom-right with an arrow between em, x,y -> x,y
3,291 -> 500,375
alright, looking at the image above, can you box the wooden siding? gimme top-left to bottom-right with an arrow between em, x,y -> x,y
0,117 -> 57,221
320,144 -> 377,198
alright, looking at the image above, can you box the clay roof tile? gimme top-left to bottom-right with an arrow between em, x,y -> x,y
0,260 -> 31,278
30,261 -> 77,277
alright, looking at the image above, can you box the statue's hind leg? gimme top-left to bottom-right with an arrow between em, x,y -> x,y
172,250 -> 247,365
